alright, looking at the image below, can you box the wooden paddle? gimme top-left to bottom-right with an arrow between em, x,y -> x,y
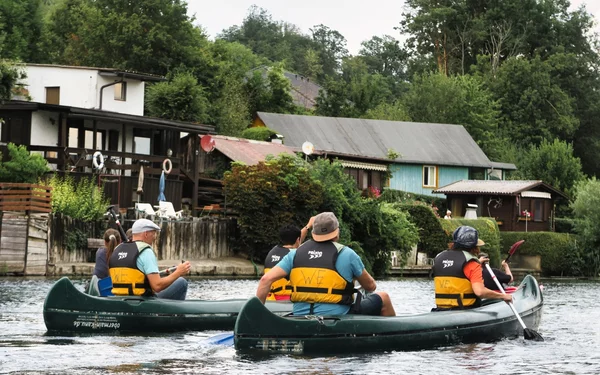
484,263 -> 543,341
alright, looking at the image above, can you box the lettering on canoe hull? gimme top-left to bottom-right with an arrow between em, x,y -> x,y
255,339 -> 304,353
73,315 -> 121,330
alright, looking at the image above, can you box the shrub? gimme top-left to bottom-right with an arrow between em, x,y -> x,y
394,203 -> 447,258
223,154 -> 323,260
241,127 -> 278,141
439,218 -> 501,265
46,174 -> 110,221
0,143 -> 49,183
553,217 -> 577,234
499,232 -> 581,276
379,189 -> 446,211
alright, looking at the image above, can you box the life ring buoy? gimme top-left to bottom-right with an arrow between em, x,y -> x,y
92,151 -> 105,170
162,158 -> 172,174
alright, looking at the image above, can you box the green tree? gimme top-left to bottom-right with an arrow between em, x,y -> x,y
0,61 -> 25,101
212,73 -> 251,136
310,24 -> 348,81
0,143 -> 49,183
400,72 -> 499,153
145,71 -> 210,123
363,101 -> 411,122
0,0 -> 45,62
488,56 -> 579,146
47,0 -> 208,75
571,177 -> 600,276
244,64 -> 295,115
514,139 -> 585,196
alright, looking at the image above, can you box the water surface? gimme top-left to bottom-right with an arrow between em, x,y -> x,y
1,277 -> 599,374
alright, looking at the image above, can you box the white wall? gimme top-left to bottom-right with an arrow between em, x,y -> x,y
31,111 -> 58,146
23,65 -> 145,116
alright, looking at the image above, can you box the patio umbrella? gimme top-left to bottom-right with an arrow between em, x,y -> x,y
136,165 -> 144,202
158,170 -> 166,202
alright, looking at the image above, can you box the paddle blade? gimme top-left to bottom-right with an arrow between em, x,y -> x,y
506,240 -> 525,262
524,328 -> 544,341
206,332 -> 234,346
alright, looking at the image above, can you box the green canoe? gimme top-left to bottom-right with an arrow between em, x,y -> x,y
43,277 -> 292,333
234,275 -> 543,354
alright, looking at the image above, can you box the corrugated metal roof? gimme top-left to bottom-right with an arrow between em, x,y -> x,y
434,180 -> 545,195
205,135 -> 297,165
257,112 -> 498,168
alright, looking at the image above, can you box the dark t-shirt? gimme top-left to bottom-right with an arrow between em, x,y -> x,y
93,247 -> 109,279
482,267 -> 511,290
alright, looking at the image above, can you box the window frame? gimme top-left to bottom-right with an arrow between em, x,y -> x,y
45,87 -> 60,105
114,82 -> 127,101
422,165 -> 437,188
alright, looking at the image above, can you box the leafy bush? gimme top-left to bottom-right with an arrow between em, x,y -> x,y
46,174 -> 110,221
439,218 -> 501,266
394,202 -> 447,258
499,232 -> 581,276
223,154 -> 324,260
241,127 -> 278,141
0,143 -> 49,183
553,217 -> 576,234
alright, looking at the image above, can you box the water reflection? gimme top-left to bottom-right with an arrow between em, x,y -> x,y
2,277 -> 600,374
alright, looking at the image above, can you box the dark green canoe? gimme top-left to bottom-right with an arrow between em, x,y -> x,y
43,277 -> 292,333
234,274 -> 543,354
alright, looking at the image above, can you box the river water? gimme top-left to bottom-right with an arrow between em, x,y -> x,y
1,276 -> 599,375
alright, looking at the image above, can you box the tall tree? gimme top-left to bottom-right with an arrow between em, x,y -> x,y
145,71 -> 210,123
0,0 -> 45,61
47,0 -> 208,75
310,24 -> 348,80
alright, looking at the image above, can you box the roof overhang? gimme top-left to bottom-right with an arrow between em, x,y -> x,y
340,160 -> 388,171
521,191 -> 552,199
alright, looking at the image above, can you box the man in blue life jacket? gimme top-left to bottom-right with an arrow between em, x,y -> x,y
433,226 -> 512,310
109,219 -> 191,300
256,212 -> 396,316
264,218 -> 315,301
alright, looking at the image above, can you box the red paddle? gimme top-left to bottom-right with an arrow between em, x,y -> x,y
505,240 -> 525,263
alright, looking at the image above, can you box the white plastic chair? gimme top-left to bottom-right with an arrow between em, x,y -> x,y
157,201 -> 182,220
135,203 -> 156,218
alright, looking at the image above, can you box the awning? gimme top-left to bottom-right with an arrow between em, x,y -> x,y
340,160 -> 388,172
521,191 -> 551,199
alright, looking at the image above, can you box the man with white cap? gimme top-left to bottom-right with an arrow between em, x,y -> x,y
256,212 -> 396,316
109,218 -> 191,300
432,225 -> 512,310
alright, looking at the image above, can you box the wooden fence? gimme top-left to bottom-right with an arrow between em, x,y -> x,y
0,213 -> 49,275
0,183 -> 52,213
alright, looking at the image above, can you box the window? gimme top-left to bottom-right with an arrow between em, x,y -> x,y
114,82 -> 127,101
46,87 -> 60,105
423,166 -> 437,187
134,136 -> 151,155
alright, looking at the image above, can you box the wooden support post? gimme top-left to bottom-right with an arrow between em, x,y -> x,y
192,133 -> 200,217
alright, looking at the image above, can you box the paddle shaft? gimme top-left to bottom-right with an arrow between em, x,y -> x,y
107,205 -> 128,242
484,263 -> 528,331
505,240 -> 525,263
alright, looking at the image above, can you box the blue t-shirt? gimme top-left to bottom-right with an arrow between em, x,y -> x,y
93,247 -> 109,279
275,242 -> 365,315
135,242 -> 159,274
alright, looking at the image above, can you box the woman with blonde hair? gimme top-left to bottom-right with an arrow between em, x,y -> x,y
93,228 -> 121,279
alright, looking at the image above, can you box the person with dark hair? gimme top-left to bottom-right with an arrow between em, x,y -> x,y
257,212 -> 396,316
125,228 -> 133,241
479,252 -> 513,290
432,226 -> 512,310
93,228 -> 121,279
264,221 -> 313,301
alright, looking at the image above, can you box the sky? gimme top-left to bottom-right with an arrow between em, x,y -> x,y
188,0 -> 600,55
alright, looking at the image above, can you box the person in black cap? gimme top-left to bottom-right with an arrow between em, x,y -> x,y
109,219 -> 191,300
256,212 -> 396,316
479,252 -> 513,290
432,225 -> 512,310
263,218 -> 315,301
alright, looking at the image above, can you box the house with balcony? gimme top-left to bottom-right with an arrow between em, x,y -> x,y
252,112 -> 515,195
0,64 -> 214,214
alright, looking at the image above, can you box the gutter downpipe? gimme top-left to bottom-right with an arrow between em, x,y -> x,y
99,76 -> 124,110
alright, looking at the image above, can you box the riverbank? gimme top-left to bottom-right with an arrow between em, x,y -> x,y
49,256 -> 264,277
